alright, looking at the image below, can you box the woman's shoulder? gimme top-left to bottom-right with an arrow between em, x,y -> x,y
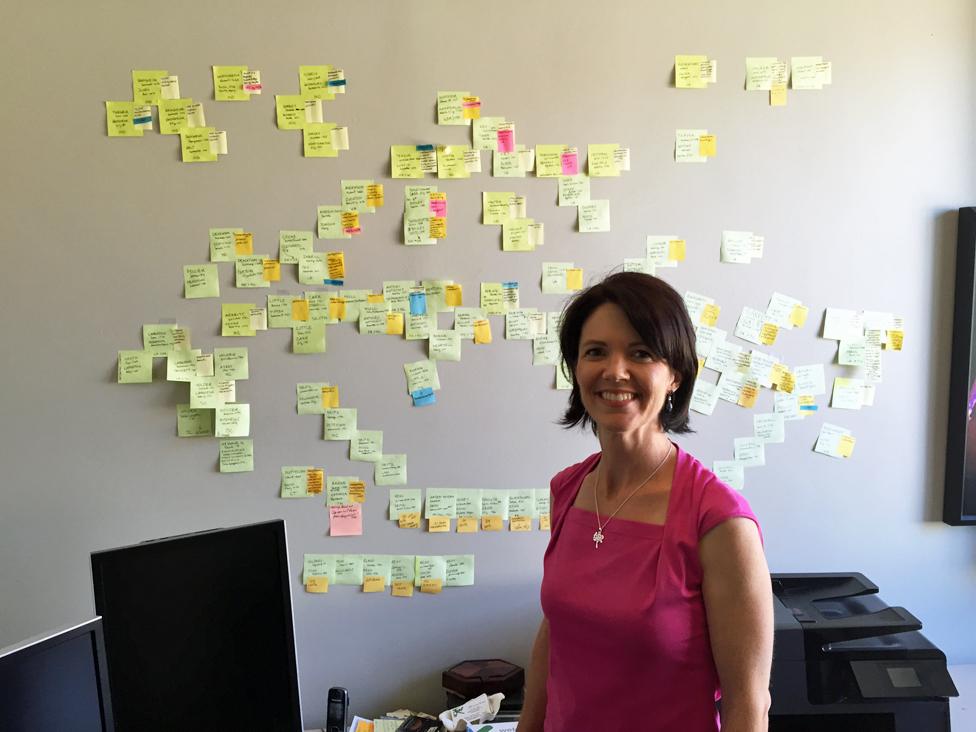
674,445 -> 761,540
550,452 -> 601,494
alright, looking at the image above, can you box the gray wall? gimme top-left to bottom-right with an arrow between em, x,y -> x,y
2,0 -> 975,724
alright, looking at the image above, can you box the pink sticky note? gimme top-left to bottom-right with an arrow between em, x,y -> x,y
497,128 -> 515,153
561,150 -> 579,176
329,504 -> 363,536
430,199 -> 447,217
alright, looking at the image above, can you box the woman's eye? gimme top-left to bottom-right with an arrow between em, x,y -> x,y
632,349 -> 653,360
583,347 -> 604,357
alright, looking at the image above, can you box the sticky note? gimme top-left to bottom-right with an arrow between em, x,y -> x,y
457,517 -> 478,533
180,128 -> 218,162
760,323 -> 779,346
305,469 -> 324,495
510,516 -> 532,532
291,299 -> 310,321
429,217 -> 447,239
348,481 -> 366,503
132,69 -> 168,104
324,408 -> 357,439
375,454 -> 407,486
105,101 -> 142,137
698,135 -> 717,157
219,438 -> 253,473
771,84 -> 788,106
398,512 -> 421,529
392,580 -> 414,597
420,579 -> 443,594
838,435 -> 856,458
213,65 -> 248,101
118,350 -> 152,383
329,504 -> 363,536
445,284 -> 462,307
363,576 -> 385,593
888,330 -> 904,350
539,514 -> 551,531
305,576 -> 329,593
668,240 -> 686,261
233,232 -> 253,256
293,323 -> 326,354
701,303 -> 721,326
482,515 -> 503,531
411,387 -> 436,406
428,516 -> 451,533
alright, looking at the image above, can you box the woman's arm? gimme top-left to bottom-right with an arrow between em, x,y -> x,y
517,617 -> 549,732
700,517 -> 773,732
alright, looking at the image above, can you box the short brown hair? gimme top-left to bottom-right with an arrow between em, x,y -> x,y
558,272 -> 697,434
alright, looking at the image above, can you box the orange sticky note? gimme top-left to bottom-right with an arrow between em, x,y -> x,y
445,284 -> 462,307
420,578 -> 443,594
329,297 -> 347,321
759,323 -> 779,346
392,580 -> 414,597
698,135 -> 716,157
738,383 -> 759,408
429,217 -> 447,239
668,240 -> 686,261
779,371 -> 796,394
367,293 -> 385,304
473,319 -> 492,344
770,84 -> 788,107
306,469 -> 324,495
398,512 -> 421,529
386,311 -> 404,335
321,384 -> 339,408
481,515 -> 503,531
510,515 -> 532,532
326,251 -> 345,280
341,211 -> 360,234
790,304 -> 808,328
457,516 -> 478,533
700,303 -> 720,326
366,183 -> 384,208
305,576 -> 328,593
348,480 -> 366,503
887,330 -> 904,351
428,516 -> 451,533
353,721 -> 375,732
838,434 -> 856,458
363,575 -> 385,593
566,268 -> 583,291
539,514 -> 551,531
262,259 -> 281,281
291,299 -> 310,321
234,232 -> 253,256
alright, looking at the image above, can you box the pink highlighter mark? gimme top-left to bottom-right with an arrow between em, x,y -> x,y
561,151 -> 579,176
497,128 -> 515,153
430,199 -> 447,217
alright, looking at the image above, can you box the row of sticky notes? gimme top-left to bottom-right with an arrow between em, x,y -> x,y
675,56 -> 831,93
303,554 -> 474,595
275,66 -> 348,157
389,488 -> 550,523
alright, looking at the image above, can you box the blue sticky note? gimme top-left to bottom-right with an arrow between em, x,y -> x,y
323,278 -> 344,287
327,79 -> 347,87
134,114 -> 152,125
416,144 -> 434,152
409,291 -> 427,316
411,387 -> 436,406
502,281 -> 519,290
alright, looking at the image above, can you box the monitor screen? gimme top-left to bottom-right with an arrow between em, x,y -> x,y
90,519 -> 303,732
0,618 -> 115,732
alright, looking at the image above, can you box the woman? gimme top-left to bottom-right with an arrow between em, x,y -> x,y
519,272 -> 773,732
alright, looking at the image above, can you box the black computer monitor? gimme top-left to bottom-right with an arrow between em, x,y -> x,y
90,519 -> 303,732
0,617 -> 115,732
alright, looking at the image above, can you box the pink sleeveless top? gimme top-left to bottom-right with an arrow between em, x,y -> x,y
540,445 -> 761,732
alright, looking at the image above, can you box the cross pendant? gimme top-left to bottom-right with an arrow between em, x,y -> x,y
592,528 -> 604,548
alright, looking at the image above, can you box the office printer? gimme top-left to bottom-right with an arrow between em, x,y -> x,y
769,573 -> 957,732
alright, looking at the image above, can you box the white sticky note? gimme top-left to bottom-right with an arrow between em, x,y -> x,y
733,437 -> 765,467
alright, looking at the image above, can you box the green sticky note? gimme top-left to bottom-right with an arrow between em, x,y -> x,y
437,91 -> 469,125
215,403 -> 250,437
375,454 -> 407,486
389,489 -> 422,520
405,313 -> 434,340
281,466 -> 313,498
209,228 -> 242,262
296,252 -> 326,285
535,144 -> 566,177
158,98 -> 194,135
480,283 -> 505,315
213,348 -> 248,380
324,408 -> 357,440
299,65 -> 336,100
235,255 -> 271,288
359,303 -> 388,335
106,101 -> 142,137
436,145 -> 470,179
118,350 -> 152,383
306,291 -> 335,323
492,150 -> 526,178
275,94 -> 308,130
457,489 -> 484,518
535,488 -> 551,516
183,264 -> 219,298
445,555 -> 475,587
425,488 -> 458,518
166,349 -> 201,382
219,438 -> 253,473
391,146 -> 424,179
212,65 -> 249,101
363,555 -> 393,584
296,383 -> 329,414
675,54 -> 709,89
279,231 -> 314,264
481,490 -> 510,520
267,295 -> 300,329
587,144 -> 620,177
508,488 -> 537,517
180,128 -> 217,163
334,555 -> 364,585
558,175 -> 590,206
177,404 -> 213,437
143,324 -> 188,356
578,199 -> 611,233
414,556 -> 447,587
391,555 -> 416,583
132,70 -> 168,104
304,123 -> 338,157
502,219 -> 534,251
221,304 -> 256,337
472,116 -> 505,150
483,192 -> 516,225
293,323 -> 326,354
303,553 -> 336,584
341,180 -> 375,212
403,359 -> 440,393
317,205 -> 350,239
429,330 -> 461,361
326,475 -> 352,506
404,217 -> 435,245
350,430 -> 383,462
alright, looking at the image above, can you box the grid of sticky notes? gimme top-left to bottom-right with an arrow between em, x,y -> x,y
389,488 -> 551,534
303,554 -> 475,595
276,65 -> 349,157
483,193 -> 543,251
105,69 -> 228,162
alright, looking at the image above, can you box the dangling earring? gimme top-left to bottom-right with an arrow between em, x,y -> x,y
666,391 -> 674,413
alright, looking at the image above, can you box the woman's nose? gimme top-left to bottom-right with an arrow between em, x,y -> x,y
603,352 -> 628,380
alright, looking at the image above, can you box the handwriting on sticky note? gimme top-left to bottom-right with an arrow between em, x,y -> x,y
457,516 -> 478,533
428,516 -> 451,532
392,580 -> 414,597
510,515 -> 532,531
420,578 -> 443,594
305,576 -> 329,593
482,515 -> 503,531
362,575 -> 385,593
398,512 -> 421,529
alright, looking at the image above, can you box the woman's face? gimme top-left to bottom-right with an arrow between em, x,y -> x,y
575,302 -> 679,439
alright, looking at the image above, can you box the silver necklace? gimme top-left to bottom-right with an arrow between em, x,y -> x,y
592,444 -> 674,548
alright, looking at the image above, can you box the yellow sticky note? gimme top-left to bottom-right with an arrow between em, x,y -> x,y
566,268 -> 584,291
473,319 -> 492,345
510,515 -> 532,532
398,512 -> 421,529
838,434 -> 856,458
305,576 -> 329,593
392,580 -> 414,597
462,96 -> 481,120
888,330 -> 904,351
770,84 -> 788,106
262,259 -> 281,282
770,364 -> 789,390
234,232 -> 253,256
429,217 -> 447,239
738,383 -> 759,408
306,469 -> 324,495
790,304 -> 809,328
348,480 -> 366,503
291,299 -> 310,321
697,357 -> 705,376
341,211 -> 360,234
329,297 -> 347,321
367,293 -> 385,304
700,303 -> 720,326
363,575 -> 385,593
760,323 -> 779,346
420,578 -> 443,594
482,515 -> 503,531
326,251 -> 345,280
366,183 -> 384,208
698,135 -> 717,157
797,394 -> 816,415
668,239 -> 686,261
539,514 -> 551,531
428,516 -> 451,533
386,311 -> 404,335
457,516 -> 478,533
779,371 -> 796,394
321,385 -> 339,408
445,284 -> 462,307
